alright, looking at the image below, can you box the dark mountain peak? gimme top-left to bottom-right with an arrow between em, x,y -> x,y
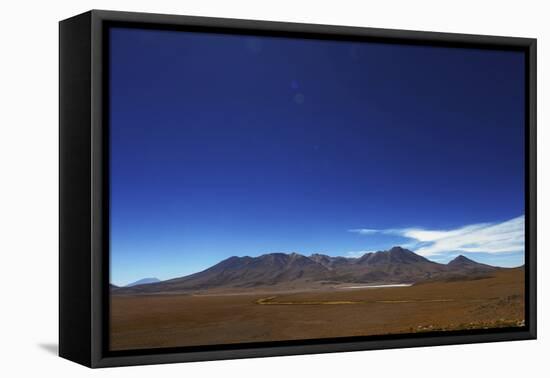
309,253 -> 332,264
289,252 -> 305,259
356,252 -> 373,263
220,255 -> 241,263
446,255 -> 497,272
215,255 -> 250,268
388,246 -> 416,257
450,254 -> 470,262
309,253 -> 330,259
216,253 -> 314,271
259,252 -> 290,259
362,250 -> 389,265
288,252 -> 316,266
311,254 -> 358,269
252,252 -> 319,270
448,255 -> 479,266
357,246 -> 428,265
258,252 -> 291,265
198,255 -> 256,277
261,252 -> 308,259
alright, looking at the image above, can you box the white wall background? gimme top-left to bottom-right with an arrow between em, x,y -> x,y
0,0 -> 546,376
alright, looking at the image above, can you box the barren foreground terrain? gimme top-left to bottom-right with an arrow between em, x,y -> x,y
110,268 -> 524,351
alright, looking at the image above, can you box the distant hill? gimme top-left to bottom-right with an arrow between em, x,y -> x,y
447,255 -> 493,269
125,277 -> 161,287
114,247 -> 500,295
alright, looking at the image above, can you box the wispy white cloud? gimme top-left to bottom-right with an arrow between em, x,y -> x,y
347,228 -> 379,235
349,215 -> 524,257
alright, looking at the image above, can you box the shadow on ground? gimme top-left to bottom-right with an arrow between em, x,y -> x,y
38,343 -> 58,355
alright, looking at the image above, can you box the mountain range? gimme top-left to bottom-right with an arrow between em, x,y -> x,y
113,247 -> 500,295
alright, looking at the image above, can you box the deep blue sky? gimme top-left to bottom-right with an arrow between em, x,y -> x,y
109,27 -> 525,286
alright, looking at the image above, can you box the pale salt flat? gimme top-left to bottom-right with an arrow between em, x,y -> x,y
341,284 -> 413,289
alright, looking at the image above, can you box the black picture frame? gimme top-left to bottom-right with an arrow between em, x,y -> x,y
59,9 -> 537,368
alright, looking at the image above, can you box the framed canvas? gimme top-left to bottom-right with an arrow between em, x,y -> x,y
59,10 -> 537,368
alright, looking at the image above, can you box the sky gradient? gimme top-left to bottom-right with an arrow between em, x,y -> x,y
109,27 -> 525,286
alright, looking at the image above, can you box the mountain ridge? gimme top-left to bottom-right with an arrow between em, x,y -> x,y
113,247 -> 500,295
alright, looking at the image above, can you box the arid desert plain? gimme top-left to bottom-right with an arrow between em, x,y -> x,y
111,249 -> 524,350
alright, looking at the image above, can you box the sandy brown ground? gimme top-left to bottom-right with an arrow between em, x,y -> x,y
110,268 -> 524,351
